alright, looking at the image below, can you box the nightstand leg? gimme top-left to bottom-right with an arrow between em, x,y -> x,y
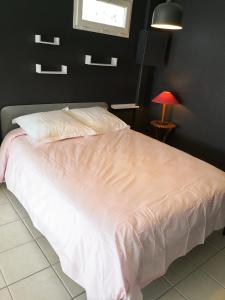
156,127 -> 160,140
163,128 -> 172,143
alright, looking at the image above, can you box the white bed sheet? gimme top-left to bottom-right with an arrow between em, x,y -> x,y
1,128 -> 225,300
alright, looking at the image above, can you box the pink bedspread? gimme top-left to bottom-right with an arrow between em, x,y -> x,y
1,128 -> 225,300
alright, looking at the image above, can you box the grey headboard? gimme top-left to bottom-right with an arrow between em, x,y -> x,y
1,102 -> 108,138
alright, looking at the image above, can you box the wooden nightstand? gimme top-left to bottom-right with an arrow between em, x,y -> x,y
150,120 -> 176,142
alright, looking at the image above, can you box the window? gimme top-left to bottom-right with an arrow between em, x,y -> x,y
73,0 -> 133,38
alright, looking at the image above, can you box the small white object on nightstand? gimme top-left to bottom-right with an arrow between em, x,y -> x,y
111,103 -> 139,110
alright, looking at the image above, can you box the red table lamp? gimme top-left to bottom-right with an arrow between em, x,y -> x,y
152,91 -> 179,124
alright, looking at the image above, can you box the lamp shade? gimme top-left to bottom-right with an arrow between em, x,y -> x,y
151,0 -> 183,30
152,91 -> 179,105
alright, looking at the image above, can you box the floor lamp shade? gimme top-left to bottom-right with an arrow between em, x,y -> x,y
151,0 -> 183,30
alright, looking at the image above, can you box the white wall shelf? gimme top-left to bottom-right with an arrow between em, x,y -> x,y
35,35 -> 60,46
111,103 -> 140,110
85,55 -> 118,67
36,64 -> 68,75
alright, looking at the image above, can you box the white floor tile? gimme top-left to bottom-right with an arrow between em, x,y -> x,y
0,220 -> 33,253
164,257 -> 196,285
185,242 -> 218,267
0,187 -> 9,206
0,270 -> 6,289
74,294 -> 87,300
9,267 -> 71,300
158,289 -> 186,300
142,277 -> 172,300
0,288 -> 12,300
0,204 -> 19,226
23,217 -> 42,239
8,197 -> 29,219
36,237 -> 59,264
2,188 -> 17,202
0,241 -> 49,285
201,251 -> 225,287
206,230 -> 225,250
176,270 -> 225,300
53,263 -> 84,297
220,247 -> 225,256
3,188 -> 29,219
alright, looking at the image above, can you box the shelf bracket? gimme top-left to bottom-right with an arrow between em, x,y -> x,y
35,35 -> 60,46
35,64 -> 68,75
85,55 -> 118,67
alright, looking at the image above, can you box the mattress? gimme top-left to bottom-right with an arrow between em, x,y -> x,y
1,128 -> 225,300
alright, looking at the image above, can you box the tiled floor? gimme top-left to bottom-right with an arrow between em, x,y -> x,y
1,184 -> 225,300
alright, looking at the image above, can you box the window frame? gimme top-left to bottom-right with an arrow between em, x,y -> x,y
73,0 -> 133,38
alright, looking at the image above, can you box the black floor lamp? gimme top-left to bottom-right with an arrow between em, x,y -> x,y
135,0 -> 183,106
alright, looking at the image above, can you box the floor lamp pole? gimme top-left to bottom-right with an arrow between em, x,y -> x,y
135,0 -> 152,106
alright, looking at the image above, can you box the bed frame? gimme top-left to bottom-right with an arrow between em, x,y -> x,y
1,102 -> 225,237
0,102 -> 108,138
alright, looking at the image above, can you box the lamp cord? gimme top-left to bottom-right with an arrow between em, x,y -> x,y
135,0 -> 152,106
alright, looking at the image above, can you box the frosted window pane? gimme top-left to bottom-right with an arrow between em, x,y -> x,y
82,0 -> 127,28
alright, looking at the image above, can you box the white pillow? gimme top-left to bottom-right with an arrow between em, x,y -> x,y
67,106 -> 129,134
12,109 -> 96,143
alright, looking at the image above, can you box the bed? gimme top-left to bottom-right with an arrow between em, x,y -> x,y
1,102 -> 225,300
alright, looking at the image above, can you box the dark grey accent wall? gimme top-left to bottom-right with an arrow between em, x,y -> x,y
2,0 -> 224,171
0,0 -> 148,109
147,0 -> 225,170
